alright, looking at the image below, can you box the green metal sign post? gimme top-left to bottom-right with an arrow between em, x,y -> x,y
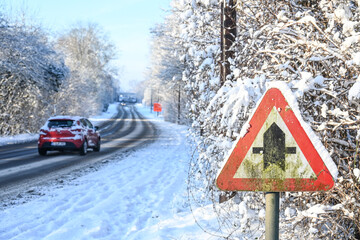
265,192 -> 280,240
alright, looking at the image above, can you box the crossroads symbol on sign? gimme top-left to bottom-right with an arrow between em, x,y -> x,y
252,123 -> 296,171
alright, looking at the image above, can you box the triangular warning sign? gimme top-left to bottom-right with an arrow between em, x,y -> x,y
216,87 -> 335,192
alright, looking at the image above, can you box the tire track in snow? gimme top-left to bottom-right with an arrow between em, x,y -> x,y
0,109 -> 188,240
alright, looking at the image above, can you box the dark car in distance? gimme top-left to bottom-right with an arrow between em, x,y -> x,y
38,116 -> 101,156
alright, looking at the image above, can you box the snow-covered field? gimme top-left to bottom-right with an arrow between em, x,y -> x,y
0,104 -> 217,240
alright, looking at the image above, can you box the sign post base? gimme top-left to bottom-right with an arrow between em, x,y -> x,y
265,192 -> 279,240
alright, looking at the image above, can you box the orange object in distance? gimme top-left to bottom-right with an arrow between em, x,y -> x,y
153,103 -> 162,112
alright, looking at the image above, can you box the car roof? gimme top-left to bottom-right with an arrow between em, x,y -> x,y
48,116 -> 84,121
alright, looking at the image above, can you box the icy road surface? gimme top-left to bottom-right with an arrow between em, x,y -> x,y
0,106 -> 216,240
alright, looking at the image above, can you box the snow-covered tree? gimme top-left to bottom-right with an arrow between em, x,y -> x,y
0,14 -> 68,135
0,9 -> 120,136
55,23 -> 119,117
144,17 -> 188,124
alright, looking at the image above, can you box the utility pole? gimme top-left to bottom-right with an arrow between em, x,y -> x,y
219,0 -> 237,204
150,88 -> 153,113
157,89 -> 160,117
220,0 -> 237,85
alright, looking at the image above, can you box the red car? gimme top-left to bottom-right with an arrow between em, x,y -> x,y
38,116 -> 101,156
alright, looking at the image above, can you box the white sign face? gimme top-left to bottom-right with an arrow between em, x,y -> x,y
233,107 -> 316,179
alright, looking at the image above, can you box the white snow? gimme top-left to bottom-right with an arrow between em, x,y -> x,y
341,35 -> 360,51
199,57 -> 213,70
348,77 -> 360,100
351,52 -> 360,66
354,168 -> 360,182
0,104 -> 219,240
321,104 -> 328,118
0,133 -> 39,147
89,103 -> 121,125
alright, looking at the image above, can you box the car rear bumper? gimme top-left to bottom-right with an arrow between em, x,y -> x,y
38,139 -> 83,151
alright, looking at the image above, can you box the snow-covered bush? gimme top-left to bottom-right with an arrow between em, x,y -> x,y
155,0 -> 360,238
0,15 -> 68,135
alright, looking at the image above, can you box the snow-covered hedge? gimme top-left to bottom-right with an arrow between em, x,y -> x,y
152,0 -> 360,239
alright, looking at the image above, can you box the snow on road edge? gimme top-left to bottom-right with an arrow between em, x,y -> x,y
0,104 -> 218,240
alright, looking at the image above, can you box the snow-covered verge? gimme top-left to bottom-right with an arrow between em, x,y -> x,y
0,104 -> 225,240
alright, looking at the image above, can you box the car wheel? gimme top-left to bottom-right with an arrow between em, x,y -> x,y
80,140 -> 88,155
93,138 -> 101,152
38,148 -> 47,156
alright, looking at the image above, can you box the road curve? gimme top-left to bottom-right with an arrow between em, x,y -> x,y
0,104 -> 157,190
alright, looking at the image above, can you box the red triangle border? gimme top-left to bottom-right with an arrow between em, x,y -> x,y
216,88 -> 335,192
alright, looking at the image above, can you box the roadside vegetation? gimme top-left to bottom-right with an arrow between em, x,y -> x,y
1,0 -> 359,238
145,0 -> 360,239
0,9 -> 120,135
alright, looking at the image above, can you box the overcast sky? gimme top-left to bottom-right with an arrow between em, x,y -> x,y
3,0 -> 171,91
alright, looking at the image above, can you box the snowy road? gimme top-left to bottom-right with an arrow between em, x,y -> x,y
0,105 -> 156,192
0,106 -> 217,240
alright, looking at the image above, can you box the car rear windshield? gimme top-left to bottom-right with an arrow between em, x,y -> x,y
48,120 -> 74,128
